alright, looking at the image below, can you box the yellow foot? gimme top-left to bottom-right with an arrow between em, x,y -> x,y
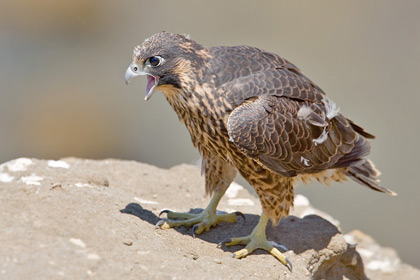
156,209 -> 244,236
218,214 -> 292,272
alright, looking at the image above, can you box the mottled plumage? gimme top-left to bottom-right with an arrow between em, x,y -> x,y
125,32 -> 395,269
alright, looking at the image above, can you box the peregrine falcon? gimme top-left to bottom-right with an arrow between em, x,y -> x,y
125,31 -> 396,271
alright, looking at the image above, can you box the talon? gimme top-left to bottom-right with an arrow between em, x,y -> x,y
154,203 -> 243,238
217,238 -> 231,248
285,257 -> 293,272
155,219 -> 165,229
192,224 -> 198,238
159,209 -> 170,217
234,211 -> 246,222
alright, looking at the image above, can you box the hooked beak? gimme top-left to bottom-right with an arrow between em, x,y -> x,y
125,62 -> 159,101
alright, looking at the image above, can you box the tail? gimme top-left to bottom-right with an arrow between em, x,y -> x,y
348,118 -> 376,139
345,159 -> 397,196
332,121 -> 396,196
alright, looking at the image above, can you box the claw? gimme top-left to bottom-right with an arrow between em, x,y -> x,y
217,238 -> 231,248
155,219 -> 165,229
217,238 -> 232,248
285,257 -> 293,272
234,211 -> 246,222
159,209 -> 170,217
192,224 -> 198,238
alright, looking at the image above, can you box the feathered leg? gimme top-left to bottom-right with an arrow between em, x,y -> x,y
157,155 -> 242,235
219,166 -> 294,271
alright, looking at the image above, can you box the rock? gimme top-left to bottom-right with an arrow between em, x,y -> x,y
345,230 -> 420,280
0,158 -> 419,279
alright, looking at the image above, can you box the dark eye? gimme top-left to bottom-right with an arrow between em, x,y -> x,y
149,56 -> 161,67
133,66 -> 138,71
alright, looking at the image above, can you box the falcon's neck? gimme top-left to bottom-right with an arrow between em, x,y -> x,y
160,82 -> 209,124
159,64 -> 218,122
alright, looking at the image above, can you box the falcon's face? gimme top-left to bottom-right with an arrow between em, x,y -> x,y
125,55 -> 168,101
125,31 -> 208,101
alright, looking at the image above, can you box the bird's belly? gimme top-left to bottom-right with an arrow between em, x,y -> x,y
166,90 -> 249,166
186,117 -> 231,157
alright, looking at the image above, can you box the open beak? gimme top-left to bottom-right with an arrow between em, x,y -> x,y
125,62 -> 159,101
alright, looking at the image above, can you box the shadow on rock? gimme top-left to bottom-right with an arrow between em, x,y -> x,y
121,204 -> 339,255
268,214 -> 341,254
120,203 -> 160,225
120,204 -> 259,252
121,203 -> 368,279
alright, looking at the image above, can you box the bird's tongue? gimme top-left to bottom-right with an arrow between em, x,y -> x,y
143,74 -> 160,101
146,75 -> 155,95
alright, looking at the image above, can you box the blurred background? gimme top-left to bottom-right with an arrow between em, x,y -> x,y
1,0 -> 419,268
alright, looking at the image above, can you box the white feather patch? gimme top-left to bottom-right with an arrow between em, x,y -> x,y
322,96 -> 340,120
313,127 -> 328,146
300,156 -> 310,167
298,105 -> 327,127
298,105 -> 313,121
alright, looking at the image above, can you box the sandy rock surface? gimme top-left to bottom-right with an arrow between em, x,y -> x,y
0,158 -> 418,280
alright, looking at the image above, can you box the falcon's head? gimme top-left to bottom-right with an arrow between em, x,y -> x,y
125,31 -> 210,101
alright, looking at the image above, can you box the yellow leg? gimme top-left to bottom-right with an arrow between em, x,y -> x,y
220,213 -> 292,272
156,190 -> 244,235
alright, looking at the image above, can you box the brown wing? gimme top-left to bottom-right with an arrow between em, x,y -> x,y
210,46 -> 394,193
210,46 -> 384,183
227,94 -> 359,177
208,45 -> 325,106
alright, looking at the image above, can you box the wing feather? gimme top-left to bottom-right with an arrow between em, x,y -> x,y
209,46 -> 377,177
209,45 -> 393,193
227,94 -> 360,176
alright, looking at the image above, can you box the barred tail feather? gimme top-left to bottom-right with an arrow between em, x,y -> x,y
346,159 -> 397,196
